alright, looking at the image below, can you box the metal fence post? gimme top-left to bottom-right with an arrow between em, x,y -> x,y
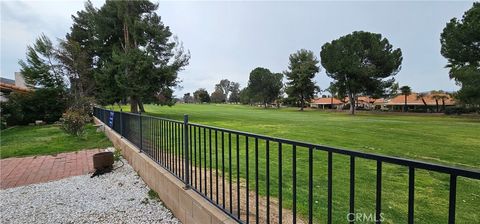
184,114 -> 190,189
120,108 -> 123,138
139,112 -> 143,152
103,109 -> 107,123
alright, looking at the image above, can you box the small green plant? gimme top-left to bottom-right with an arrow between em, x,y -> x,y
0,113 -> 7,130
114,148 -> 122,161
141,198 -> 149,204
148,189 -> 159,200
60,109 -> 90,136
67,96 -> 96,116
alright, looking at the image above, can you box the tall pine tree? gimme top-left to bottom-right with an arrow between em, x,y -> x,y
440,3 -> 480,105
284,49 -> 320,111
68,0 -> 190,112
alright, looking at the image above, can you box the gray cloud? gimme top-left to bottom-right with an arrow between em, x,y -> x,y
1,1 -> 474,97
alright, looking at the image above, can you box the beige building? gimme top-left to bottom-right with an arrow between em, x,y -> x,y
385,93 -> 455,112
310,97 -> 343,109
0,72 -> 31,102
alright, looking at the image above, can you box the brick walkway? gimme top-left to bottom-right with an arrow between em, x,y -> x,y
0,149 -> 103,189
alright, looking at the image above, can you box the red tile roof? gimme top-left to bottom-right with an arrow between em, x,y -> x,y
372,98 -> 386,104
343,96 -> 384,104
311,97 -> 343,105
386,93 -> 455,106
0,82 -> 32,93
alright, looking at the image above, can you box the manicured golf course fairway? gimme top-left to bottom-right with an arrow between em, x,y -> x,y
113,104 -> 479,223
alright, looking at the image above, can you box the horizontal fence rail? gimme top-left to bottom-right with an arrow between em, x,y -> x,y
93,107 -> 480,224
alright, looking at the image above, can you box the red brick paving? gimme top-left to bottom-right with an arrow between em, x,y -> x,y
0,149 -> 103,189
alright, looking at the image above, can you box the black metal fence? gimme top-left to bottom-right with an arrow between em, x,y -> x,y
93,107 -> 480,224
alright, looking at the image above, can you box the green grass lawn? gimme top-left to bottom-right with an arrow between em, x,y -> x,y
112,104 -> 479,223
0,124 -> 112,159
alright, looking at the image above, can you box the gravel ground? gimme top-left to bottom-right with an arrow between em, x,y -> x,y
0,158 -> 181,224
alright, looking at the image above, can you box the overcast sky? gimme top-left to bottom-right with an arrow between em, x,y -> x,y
1,0 -> 474,97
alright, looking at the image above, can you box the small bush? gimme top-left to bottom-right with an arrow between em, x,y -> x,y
411,108 -> 428,113
113,148 -> 122,161
0,116 -> 6,130
68,96 -> 96,115
444,107 -> 479,115
148,189 -> 160,200
1,88 -> 67,126
61,109 -> 90,136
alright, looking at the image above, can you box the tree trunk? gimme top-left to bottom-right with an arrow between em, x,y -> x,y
348,94 -> 355,115
435,100 -> 439,112
139,100 -> 146,113
130,97 -> 139,113
300,95 -> 304,111
404,95 -> 408,112
442,99 -> 445,112
421,98 -> 428,111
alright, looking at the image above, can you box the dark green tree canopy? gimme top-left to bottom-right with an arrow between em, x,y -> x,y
60,1 -> 99,99
440,2 -> 480,105
210,85 -> 225,103
284,49 -> 320,111
56,38 -> 95,99
247,67 -> 283,107
17,34 -> 68,126
400,85 -> 412,96
67,0 -> 190,112
239,87 -> 251,105
400,85 -> 412,112
193,88 -> 210,103
228,82 -> 241,103
183,93 -> 194,103
19,34 -> 65,89
321,31 -> 402,114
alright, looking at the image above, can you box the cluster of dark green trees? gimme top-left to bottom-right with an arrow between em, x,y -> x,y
185,79 -> 241,104
440,2 -> 480,105
17,0 -> 189,114
238,49 -> 321,110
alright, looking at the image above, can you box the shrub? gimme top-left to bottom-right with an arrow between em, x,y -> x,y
0,114 -> 6,130
67,96 -> 96,116
147,189 -> 160,201
444,106 -> 479,115
113,148 -> 122,161
61,109 -> 90,136
1,88 -> 67,126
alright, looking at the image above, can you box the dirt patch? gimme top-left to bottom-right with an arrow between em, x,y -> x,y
172,164 -> 307,224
